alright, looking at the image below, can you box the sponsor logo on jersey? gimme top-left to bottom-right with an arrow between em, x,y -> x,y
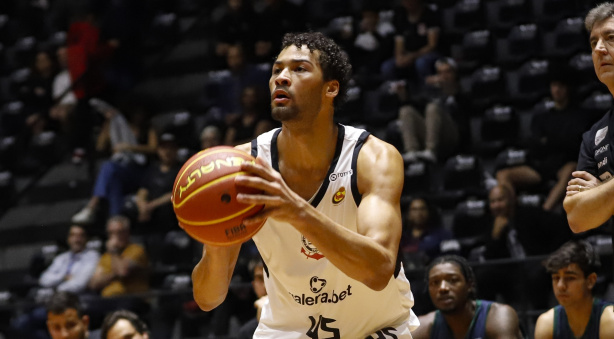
288,277 -> 353,306
301,236 -> 324,260
600,171 -> 613,181
310,276 -> 327,293
332,187 -> 346,205
596,144 -> 609,157
595,127 -> 608,146
329,169 -> 353,182
598,157 -> 608,169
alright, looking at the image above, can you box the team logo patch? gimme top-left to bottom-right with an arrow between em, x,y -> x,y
596,127 -> 608,146
332,187 -> 346,205
301,236 -> 324,260
310,276 -> 327,293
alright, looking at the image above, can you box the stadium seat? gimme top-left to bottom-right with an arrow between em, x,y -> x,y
443,154 -> 485,194
451,30 -> 493,71
485,0 -> 531,32
452,198 -> 490,256
403,161 -> 433,195
541,17 -> 588,59
441,0 -> 485,36
475,104 -> 519,156
532,0 -> 578,27
581,91 -> 613,120
466,65 -> 506,110
494,23 -> 540,67
569,53 -> 603,98
506,59 -> 550,106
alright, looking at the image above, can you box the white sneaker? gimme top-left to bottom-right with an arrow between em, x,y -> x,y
71,207 -> 95,224
417,150 -> 437,163
402,151 -> 418,163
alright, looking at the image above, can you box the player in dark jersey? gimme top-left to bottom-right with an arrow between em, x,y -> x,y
411,255 -> 523,339
535,240 -> 614,338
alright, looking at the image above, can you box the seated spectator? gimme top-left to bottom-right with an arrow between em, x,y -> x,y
475,184 -> 571,310
391,57 -> 470,163
71,100 -> 157,224
100,310 -> 149,339
381,0 -> 440,85
254,0 -> 306,63
224,86 -> 275,146
200,125 -> 223,150
399,197 -> 452,270
496,75 -> 594,212
9,226 -> 99,339
46,291 -> 101,339
411,255 -> 523,339
211,0 -> 257,69
237,258 -> 268,339
49,46 -> 78,139
133,133 -> 180,233
535,240 -> 614,339
22,50 -> 58,137
88,216 -> 149,297
39,225 -> 100,293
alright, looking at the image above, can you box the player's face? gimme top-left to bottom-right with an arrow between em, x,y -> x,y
67,226 -> 87,253
47,309 -> 88,339
551,263 -> 595,308
269,45 -> 326,122
591,17 -> 614,89
106,319 -> 148,339
428,263 -> 471,313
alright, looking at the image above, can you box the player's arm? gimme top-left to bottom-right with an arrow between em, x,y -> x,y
534,309 -> 554,339
485,303 -> 524,339
191,142 -> 250,311
600,305 -> 614,338
410,312 -> 433,339
236,137 -> 403,291
563,178 -> 614,233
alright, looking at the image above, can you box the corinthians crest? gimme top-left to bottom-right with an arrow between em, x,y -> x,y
301,235 -> 324,260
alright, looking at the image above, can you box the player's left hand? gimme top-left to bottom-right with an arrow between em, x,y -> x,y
235,157 -> 307,226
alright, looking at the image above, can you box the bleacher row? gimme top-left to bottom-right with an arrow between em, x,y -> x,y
0,0 -> 613,337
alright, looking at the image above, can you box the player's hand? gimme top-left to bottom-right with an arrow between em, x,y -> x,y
566,171 -> 600,196
235,157 -> 307,226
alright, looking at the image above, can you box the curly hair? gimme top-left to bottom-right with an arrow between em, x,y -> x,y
426,255 -> 477,300
280,32 -> 352,110
543,240 -> 600,277
101,310 -> 149,339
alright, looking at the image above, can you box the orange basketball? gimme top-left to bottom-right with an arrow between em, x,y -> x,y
171,146 -> 265,246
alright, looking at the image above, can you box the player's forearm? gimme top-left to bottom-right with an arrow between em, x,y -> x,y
292,203 -> 396,291
192,244 -> 241,311
564,180 -> 614,232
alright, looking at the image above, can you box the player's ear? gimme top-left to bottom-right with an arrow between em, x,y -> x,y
587,272 -> 597,289
325,80 -> 339,98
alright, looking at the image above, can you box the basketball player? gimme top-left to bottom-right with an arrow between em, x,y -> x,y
192,32 -> 419,337
411,255 -> 523,339
564,3 -> 614,235
534,240 -> 614,338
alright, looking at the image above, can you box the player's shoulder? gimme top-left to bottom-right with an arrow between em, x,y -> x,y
534,308 -> 555,338
235,143 -> 251,154
411,311 -> 436,339
359,134 -> 402,165
487,302 -> 519,320
601,305 -> 614,328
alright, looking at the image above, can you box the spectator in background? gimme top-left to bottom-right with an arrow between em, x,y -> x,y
475,184 -> 571,310
535,240 -> 614,338
200,125 -> 223,150
237,258 -> 269,339
100,310 -> 149,339
411,255 -> 523,339
391,57 -> 470,163
49,46 -> 78,134
46,291 -> 100,339
254,0 -> 306,63
496,74 -> 592,212
88,216 -> 149,297
71,99 -> 157,224
211,0 -> 257,69
22,50 -> 58,137
201,44 -> 269,126
224,86 -> 275,146
39,225 -> 99,293
382,0 -> 440,85
134,133 -> 180,233
399,197 -> 452,270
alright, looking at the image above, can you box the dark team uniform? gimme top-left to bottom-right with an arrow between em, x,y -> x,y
553,299 -> 612,339
431,300 -> 492,339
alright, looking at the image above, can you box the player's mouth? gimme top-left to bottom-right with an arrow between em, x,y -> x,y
272,89 -> 291,104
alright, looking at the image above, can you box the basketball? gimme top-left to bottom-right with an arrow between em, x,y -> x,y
171,146 -> 265,246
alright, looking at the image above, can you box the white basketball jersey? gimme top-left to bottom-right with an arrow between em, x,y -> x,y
250,124 -> 419,338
